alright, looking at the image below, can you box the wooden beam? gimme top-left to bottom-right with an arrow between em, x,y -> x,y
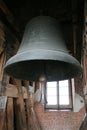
79,0 -> 87,129
0,9 -> 21,41
0,1 -> 21,42
0,22 -> 5,55
7,97 -> 14,130
0,81 -> 8,130
0,1 -> 14,24
12,78 -> 27,130
83,0 -> 87,105
0,109 -> 6,130
24,80 -> 41,130
0,52 -> 6,82
0,51 -> 8,130
24,81 -> 32,130
4,84 -> 28,99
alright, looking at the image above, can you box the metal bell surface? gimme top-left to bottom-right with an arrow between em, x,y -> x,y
4,16 -> 82,81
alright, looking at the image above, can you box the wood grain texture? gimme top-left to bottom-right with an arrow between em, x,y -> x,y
24,80 -> 41,130
12,78 -> 27,130
7,97 -> 14,130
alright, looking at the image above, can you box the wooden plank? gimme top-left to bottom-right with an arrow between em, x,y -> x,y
5,84 -> 18,98
4,109 -> 7,130
4,84 -> 28,98
0,51 -> 7,130
83,0 -> 87,110
32,81 -> 41,130
0,52 -> 6,82
0,23 -> 5,54
24,80 -> 41,130
79,0 -> 87,129
0,109 -> 6,130
0,94 -> 7,129
7,97 -> 14,130
23,80 -> 32,130
22,86 -> 28,99
12,78 -> 27,130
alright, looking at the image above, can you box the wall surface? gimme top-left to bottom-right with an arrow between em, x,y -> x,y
35,103 -> 85,130
34,77 -> 85,130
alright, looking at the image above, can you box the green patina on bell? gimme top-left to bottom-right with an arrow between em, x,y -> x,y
4,16 -> 82,81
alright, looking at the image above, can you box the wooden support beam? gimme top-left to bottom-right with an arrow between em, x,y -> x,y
0,1 -> 21,42
0,22 -> 5,55
4,83 -> 28,99
23,80 -> 34,130
0,51 -> 6,130
0,23 -> 9,130
0,9 -> 21,42
0,1 -> 14,24
7,97 -> 14,130
5,84 -> 18,98
12,78 -> 27,130
24,80 -> 41,130
0,52 -> 6,82
0,109 -> 6,130
79,0 -> 87,129
4,110 -> 7,130
0,83 -> 8,130
83,0 -> 87,108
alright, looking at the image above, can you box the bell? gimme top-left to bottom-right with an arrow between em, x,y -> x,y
4,16 -> 82,81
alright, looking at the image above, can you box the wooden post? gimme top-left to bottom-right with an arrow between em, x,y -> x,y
30,81 -> 42,130
0,52 -> 6,84
79,0 -> 87,129
7,97 -> 14,130
23,80 -> 34,130
0,109 -> 6,130
0,23 -> 5,55
12,78 -> 27,130
0,51 -> 8,130
83,0 -> 87,111
24,80 -> 41,130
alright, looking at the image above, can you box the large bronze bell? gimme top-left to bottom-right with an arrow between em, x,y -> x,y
4,16 -> 82,81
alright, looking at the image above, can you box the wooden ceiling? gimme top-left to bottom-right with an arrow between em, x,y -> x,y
3,0 -> 84,62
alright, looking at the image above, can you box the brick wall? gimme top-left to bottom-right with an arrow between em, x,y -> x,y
75,77 -> 84,95
34,103 -> 85,130
34,77 -> 85,130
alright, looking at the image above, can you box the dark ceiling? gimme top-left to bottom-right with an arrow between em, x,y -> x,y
3,0 -> 84,61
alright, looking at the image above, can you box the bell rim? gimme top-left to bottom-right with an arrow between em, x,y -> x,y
4,49 -> 82,73
5,49 -> 82,67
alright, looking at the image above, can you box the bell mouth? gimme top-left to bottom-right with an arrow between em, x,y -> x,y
4,49 -> 82,81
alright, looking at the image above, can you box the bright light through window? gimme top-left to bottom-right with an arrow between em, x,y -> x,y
47,82 -> 57,105
59,80 -> 69,105
46,80 -> 71,109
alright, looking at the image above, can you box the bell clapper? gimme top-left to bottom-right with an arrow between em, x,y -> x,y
39,74 -> 47,104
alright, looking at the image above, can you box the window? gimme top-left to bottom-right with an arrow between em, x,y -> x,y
45,80 -> 73,110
